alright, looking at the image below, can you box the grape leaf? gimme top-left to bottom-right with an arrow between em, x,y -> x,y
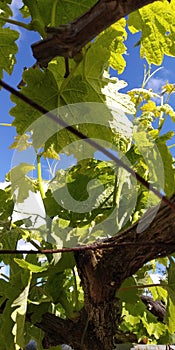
117,276 -> 141,304
0,300 -> 16,349
84,44 -> 110,97
0,0 -> 12,24
97,19 -> 127,74
14,258 -> 48,273
8,163 -> 35,203
128,1 -> 175,64
141,315 -> 165,339
156,139 -> 175,196
11,270 -> 32,348
165,258 -> 175,333
0,27 -> 19,79
24,0 -> 96,27
0,188 -> 14,221
0,228 -> 23,265
11,68 -> 58,135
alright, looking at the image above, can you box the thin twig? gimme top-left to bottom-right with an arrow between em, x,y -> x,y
0,242 -> 174,255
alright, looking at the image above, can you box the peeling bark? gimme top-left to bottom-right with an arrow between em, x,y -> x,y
36,195 -> 175,349
32,0 -> 159,66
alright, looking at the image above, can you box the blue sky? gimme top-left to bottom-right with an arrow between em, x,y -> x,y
0,0 -> 175,182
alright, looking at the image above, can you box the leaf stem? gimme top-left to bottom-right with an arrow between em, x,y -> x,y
59,293 -> 74,318
72,268 -> 79,311
0,16 -> 32,30
158,94 -> 166,131
60,60 -> 81,93
0,273 -> 9,281
0,123 -> 12,127
37,154 -> 45,199
119,282 -> 164,292
51,0 -> 59,26
143,66 -> 163,88
168,144 -> 175,149
30,239 -> 41,251
113,174 -> 118,206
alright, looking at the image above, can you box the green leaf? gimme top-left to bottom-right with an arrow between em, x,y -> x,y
44,271 -> 66,304
46,159 -> 115,224
128,1 -> 175,64
11,270 -> 32,348
48,57 -> 88,103
0,188 -> 14,221
0,0 -> 12,24
156,139 -> 175,196
27,0 -> 96,27
166,296 -> 175,334
28,302 -> 51,324
164,258 -> 175,333
25,324 -> 44,350
98,19 -> 127,74
0,228 -> 23,265
20,4 -> 30,18
8,163 -> 35,203
117,277 -> 141,304
84,44 -> 109,97
11,68 -> 58,135
0,300 -> 16,349
52,252 -> 75,272
0,279 -> 12,299
43,188 -> 62,218
14,258 -> 48,273
60,74 -> 88,105
0,27 -> 19,79
10,134 -> 32,151
141,315 -> 165,339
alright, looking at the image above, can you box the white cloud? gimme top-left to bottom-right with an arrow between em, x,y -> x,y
16,239 -> 38,251
150,273 -> 164,284
0,182 -> 46,250
10,0 -> 23,18
13,190 -> 46,228
8,0 -> 25,39
146,77 -> 165,93
0,182 -> 10,190
0,181 -> 46,228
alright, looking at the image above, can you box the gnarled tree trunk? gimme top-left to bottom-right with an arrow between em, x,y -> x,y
36,195 -> 175,349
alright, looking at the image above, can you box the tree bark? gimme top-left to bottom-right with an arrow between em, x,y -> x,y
32,0 -> 160,66
141,295 -> 166,322
35,195 -> 175,349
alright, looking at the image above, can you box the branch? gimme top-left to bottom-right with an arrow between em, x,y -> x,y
0,16 -> 32,30
32,0 -> 159,65
141,295 -> 166,322
34,309 -> 103,350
